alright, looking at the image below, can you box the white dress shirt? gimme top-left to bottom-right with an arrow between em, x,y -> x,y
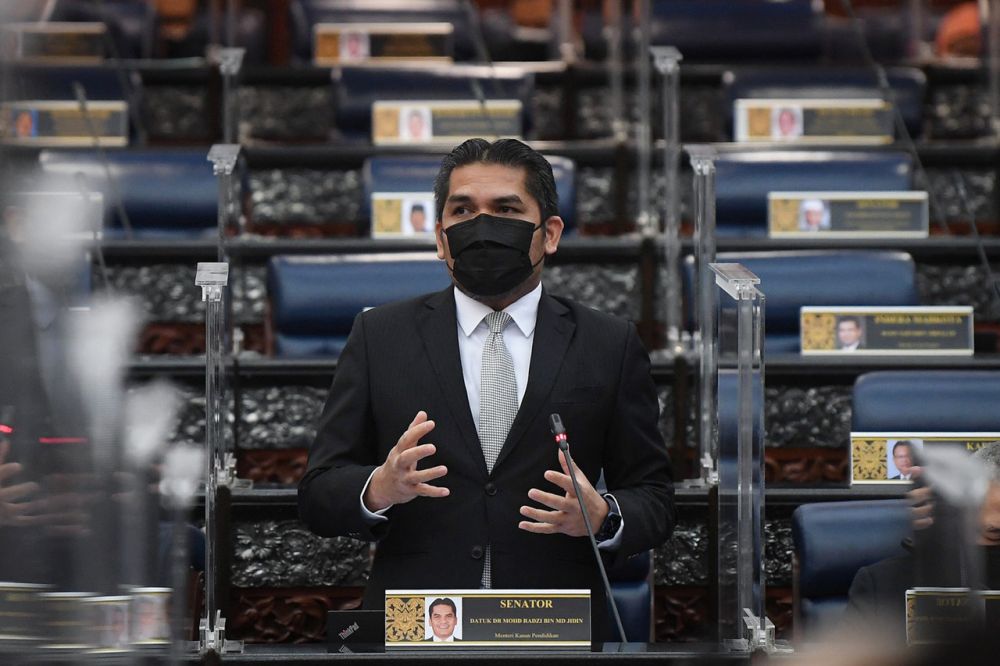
360,284 -> 623,548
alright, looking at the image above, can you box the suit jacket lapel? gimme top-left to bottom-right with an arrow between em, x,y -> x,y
416,286 -> 487,475
492,291 -> 575,473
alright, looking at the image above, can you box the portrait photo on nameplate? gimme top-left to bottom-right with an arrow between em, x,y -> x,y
768,191 -> 929,238
314,22 -> 453,65
850,433 -> 1000,485
800,306 -> 974,356
735,98 -> 894,144
372,100 -> 522,146
384,589 -> 590,648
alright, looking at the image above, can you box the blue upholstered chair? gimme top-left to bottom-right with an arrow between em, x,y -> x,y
334,66 -> 535,141
852,371 -> 1000,432
37,149 -> 219,238
723,67 -> 927,139
267,254 -> 452,357
713,151 -> 913,235
362,155 -> 577,233
682,250 -> 919,353
792,500 -> 911,641
581,0 -> 824,62
607,550 -> 653,642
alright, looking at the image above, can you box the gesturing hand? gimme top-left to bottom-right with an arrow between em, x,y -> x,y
363,411 -> 449,512
0,441 -> 42,527
518,449 -> 609,538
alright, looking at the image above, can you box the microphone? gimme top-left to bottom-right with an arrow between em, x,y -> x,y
548,413 -> 628,644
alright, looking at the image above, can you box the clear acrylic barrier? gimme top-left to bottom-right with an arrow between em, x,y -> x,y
709,263 -> 787,654
653,47 -> 684,352
688,145 -> 719,484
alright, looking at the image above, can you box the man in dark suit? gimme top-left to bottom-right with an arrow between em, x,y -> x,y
842,442 -> 1000,644
299,139 -> 675,639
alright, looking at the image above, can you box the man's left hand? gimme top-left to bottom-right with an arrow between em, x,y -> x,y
518,450 -> 609,538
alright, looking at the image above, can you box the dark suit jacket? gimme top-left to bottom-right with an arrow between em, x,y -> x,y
299,287 -> 675,635
841,553 -> 913,644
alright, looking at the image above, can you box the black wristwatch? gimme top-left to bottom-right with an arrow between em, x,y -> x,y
594,494 -> 623,542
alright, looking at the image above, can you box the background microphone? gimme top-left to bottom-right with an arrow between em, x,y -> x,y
548,413 -> 628,644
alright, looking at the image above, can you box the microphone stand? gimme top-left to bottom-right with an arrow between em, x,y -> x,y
549,413 -> 628,647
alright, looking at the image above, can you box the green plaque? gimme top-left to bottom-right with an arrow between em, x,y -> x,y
372,100 -> 522,146
314,22 -> 453,65
800,306 -> 974,356
849,433 -> 1000,485
1,101 -> 127,147
384,589 -> 590,648
735,98 -> 893,144
768,191 -> 928,238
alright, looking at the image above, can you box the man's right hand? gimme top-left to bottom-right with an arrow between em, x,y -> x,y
363,411 -> 449,512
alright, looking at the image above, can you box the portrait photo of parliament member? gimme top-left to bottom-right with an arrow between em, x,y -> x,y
298,138 -> 676,640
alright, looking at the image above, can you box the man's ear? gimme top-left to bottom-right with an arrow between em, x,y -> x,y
435,221 -> 447,260
542,216 -> 564,255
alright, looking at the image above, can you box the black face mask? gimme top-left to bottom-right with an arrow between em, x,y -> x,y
444,214 -> 543,298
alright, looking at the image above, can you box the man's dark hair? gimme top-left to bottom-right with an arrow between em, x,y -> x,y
892,440 -> 913,456
433,138 -> 559,223
410,203 -> 425,215
428,597 -> 457,616
838,316 -> 861,328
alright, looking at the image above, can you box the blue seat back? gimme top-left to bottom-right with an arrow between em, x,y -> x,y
268,254 -> 452,357
608,550 -> 652,642
724,67 -> 927,139
682,251 -> 918,353
38,150 -> 218,238
853,371 -> 1000,432
650,0 -> 823,61
6,64 -> 130,101
334,66 -> 534,140
792,500 -> 910,638
362,155 -> 576,232
714,151 -> 913,233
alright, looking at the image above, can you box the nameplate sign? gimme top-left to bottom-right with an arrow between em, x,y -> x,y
800,306 -> 974,356
850,433 -> 1000,485
371,193 -> 436,238
384,589 -> 590,648
2,101 -> 128,147
768,191 -> 928,238
2,23 -> 105,63
314,23 -> 453,65
906,588 -> 980,646
735,98 -> 893,144
372,100 -> 522,145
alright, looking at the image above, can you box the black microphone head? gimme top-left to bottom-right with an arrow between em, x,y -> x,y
548,413 -> 565,436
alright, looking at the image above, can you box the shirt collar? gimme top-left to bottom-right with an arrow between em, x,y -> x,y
454,282 -> 542,338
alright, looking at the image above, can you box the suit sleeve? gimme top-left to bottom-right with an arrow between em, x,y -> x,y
602,322 -> 676,562
840,565 -> 877,633
298,312 -> 388,541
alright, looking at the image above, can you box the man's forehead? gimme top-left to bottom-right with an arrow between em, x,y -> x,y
447,163 -> 530,197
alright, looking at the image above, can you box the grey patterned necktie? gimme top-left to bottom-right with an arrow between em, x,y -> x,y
478,310 -> 517,588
